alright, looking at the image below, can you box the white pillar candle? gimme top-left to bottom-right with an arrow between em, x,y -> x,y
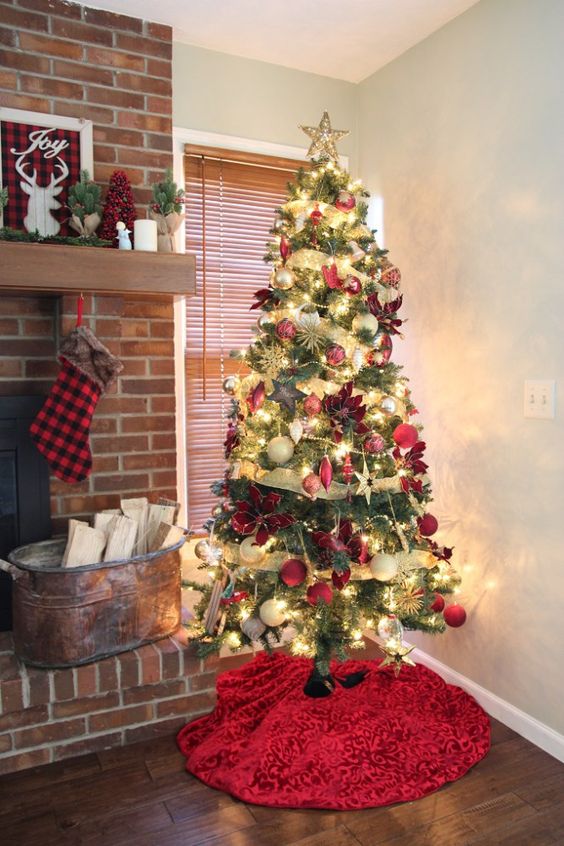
133,219 -> 158,252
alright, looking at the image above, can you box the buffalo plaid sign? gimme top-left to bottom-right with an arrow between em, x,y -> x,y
1,119 -> 81,236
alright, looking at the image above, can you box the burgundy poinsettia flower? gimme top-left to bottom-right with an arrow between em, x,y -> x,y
312,520 -> 369,565
367,292 -> 404,335
224,422 -> 240,458
250,288 -> 279,310
338,519 -> 370,564
392,440 -> 428,494
428,541 -> 454,562
231,484 -> 295,545
323,381 -> 369,443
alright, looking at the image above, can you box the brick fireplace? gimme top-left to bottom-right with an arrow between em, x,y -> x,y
0,0 -> 216,774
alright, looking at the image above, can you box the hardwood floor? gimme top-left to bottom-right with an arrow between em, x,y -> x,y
1,678 -> 564,845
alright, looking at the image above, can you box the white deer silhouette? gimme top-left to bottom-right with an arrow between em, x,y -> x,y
14,152 -> 69,237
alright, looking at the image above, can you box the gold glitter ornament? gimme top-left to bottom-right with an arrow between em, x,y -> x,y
299,111 -> 349,163
258,346 -> 289,377
396,581 -> 425,616
272,267 -> 295,290
296,310 -> 324,352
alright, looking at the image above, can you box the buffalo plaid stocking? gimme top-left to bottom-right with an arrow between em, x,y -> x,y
30,326 -> 123,483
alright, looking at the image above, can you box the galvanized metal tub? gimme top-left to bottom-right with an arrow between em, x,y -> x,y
3,536 -> 185,668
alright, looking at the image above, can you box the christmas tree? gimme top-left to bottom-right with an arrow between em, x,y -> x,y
189,112 -> 466,691
99,170 -> 136,247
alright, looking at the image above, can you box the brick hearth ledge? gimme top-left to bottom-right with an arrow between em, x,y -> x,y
0,630 -> 217,775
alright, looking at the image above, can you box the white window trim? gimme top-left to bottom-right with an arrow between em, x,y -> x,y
171,126 -> 348,524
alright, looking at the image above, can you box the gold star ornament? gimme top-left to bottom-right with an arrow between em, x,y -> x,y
379,642 -> 416,677
355,459 -> 379,505
299,111 -> 349,163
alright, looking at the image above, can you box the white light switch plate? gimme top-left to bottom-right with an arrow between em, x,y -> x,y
524,380 -> 556,419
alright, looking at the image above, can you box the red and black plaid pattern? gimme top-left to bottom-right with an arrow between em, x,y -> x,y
30,358 -> 101,484
1,121 -> 81,236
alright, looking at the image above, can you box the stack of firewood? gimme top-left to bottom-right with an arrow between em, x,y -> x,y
61,496 -> 184,568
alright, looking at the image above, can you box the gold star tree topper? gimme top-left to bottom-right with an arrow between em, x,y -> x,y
299,111 -> 349,163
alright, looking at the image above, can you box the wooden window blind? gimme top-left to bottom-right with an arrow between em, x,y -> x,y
184,145 -> 304,530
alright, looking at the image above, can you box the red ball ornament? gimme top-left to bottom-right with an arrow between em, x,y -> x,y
303,394 -> 322,416
302,472 -> 321,498
275,318 -> 297,341
306,581 -> 333,606
418,513 -> 439,537
393,423 -> 419,450
335,190 -> 356,212
365,433 -> 385,454
444,603 -> 467,627
343,275 -> 362,296
280,558 -> 307,587
431,593 -> 445,613
325,344 -> 346,366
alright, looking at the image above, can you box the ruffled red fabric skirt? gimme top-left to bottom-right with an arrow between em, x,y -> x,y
177,652 -> 490,810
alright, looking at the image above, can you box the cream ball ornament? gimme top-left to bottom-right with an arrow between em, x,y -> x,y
194,539 -> 210,561
272,267 -> 295,290
239,535 -> 266,566
267,435 -> 295,465
259,598 -> 286,627
369,553 -> 399,582
352,312 -> 379,337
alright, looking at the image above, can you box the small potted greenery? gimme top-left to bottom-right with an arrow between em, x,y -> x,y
149,169 -> 185,252
68,170 -> 102,239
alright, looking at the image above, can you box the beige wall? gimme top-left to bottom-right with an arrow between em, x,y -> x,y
173,43 -> 358,166
172,1 -> 564,733
359,0 -> 564,733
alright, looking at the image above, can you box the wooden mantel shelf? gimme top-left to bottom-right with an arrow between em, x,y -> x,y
0,240 -> 196,298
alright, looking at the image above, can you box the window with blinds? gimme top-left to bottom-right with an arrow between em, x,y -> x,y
184,145 -> 304,530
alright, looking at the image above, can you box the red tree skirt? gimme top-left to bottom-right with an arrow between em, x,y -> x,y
177,651 -> 490,810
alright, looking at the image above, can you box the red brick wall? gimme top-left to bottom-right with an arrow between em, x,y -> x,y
0,0 -> 179,528
0,0 -> 173,205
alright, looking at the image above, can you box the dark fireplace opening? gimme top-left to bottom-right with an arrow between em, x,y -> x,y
0,396 -> 51,631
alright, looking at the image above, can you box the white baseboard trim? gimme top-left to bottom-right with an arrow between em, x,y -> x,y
410,646 -> 564,764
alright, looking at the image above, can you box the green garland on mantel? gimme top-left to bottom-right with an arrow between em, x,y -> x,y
0,227 -> 112,248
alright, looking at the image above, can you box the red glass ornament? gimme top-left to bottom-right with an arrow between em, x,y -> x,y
275,318 -> 297,341
343,275 -> 362,296
418,513 -> 439,537
332,568 -> 351,590
280,235 -> 290,262
444,603 -> 466,627
393,423 -> 419,450
431,593 -> 445,613
303,394 -> 322,417
247,381 -> 266,413
319,455 -> 333,492
343,453 -> 354,485
325,344 -> 346,366
280,558 -> 307,587
382,265 -> 402,288
302,472 -> 321,498
335,190 -> 356,212
365,433 -> 385,454
306,581 -> 333,606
